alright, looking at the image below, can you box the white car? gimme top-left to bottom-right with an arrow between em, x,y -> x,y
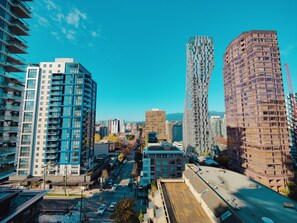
97,204 -> 106,215
108,202 -> 117,212
112,184 -> 118,191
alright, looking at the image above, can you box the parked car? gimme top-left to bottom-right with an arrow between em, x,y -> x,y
97,204 -> 106,215
108,202 -> 117,212
112,184 -> 118,191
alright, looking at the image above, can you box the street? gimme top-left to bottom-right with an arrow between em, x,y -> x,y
41,149 -> 145,223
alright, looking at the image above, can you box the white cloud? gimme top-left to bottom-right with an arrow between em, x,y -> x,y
51,31 -> 61,40
43,0 -> 60,11
66,8 -> 87,28
34,14 -> 50,27
34,2 -> 101,46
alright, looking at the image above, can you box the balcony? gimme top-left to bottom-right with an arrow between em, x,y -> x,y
0,126 -> 18,132
0,147 -> 16,156
9,0 -> 31,18
45,155 -> 57,160
0,93 -> 22,102
0,50 -> 25,65
7,41 -> 27,54
0,156 -> 15,165
0,82 -> 24,91
0,115 -> 20,122
47,137 -> 58,141
9,18 -> 29,36
0,104 -> 21,111
0,136 -> 18,142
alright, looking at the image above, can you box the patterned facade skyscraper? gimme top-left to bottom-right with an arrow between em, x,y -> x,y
183,36 -> 214,154
16,58 -> 97,177
223,30 -> 293,192
286,93 -> 297,163
0,0 -> 32,180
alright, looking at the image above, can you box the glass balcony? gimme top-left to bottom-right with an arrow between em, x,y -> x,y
0,148 -> 16,156
0,104 -> 21,111
0,157 -> 15,164
0,82 -> 24,91
9,0 -> 31,18
0,126 -> 18,132
0,115 -> 20,121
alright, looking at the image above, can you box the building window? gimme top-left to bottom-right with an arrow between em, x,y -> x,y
28,69 -> 37,78
26,80 -> 36,89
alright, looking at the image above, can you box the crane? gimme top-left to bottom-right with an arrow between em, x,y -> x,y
285,64 -> 297,120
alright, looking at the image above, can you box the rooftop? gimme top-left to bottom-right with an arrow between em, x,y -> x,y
160,182 -> 212,223
145,145 -> 181,152
189,165 -> 297,223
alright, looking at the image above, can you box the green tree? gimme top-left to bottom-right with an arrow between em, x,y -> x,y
110,198 -> 138,223
138,209 -> 144,222
94,133 -> 101,143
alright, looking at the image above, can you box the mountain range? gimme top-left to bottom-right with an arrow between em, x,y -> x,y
166,111 -> 225,121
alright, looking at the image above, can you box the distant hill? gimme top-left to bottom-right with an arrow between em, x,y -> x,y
166,111 -> 225,121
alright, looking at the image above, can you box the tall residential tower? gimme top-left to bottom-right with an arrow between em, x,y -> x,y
223,30 -> 293,191
145,109 -> 166,140
286,93 -> 297,163
16,58 -> 97,176
0,0 -> 32,180
183,36 -> 214,154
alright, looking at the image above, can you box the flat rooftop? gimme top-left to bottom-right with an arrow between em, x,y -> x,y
161,182 -> 212,223
145,146 -> 181,152
192,165 -> 297,223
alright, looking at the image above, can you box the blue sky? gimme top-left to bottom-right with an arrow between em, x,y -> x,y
25,0 -> 297,121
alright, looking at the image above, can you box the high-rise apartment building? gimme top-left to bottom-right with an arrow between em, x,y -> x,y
223,30 -> 293,191
172,122 -> 183,142
209,116 -> 222,138
119,119 -> 125,133
16,58 -> 97,177
145,109 -> 166,140
183,36 -> 214,154
0,0 -> 32,180
107,119 -> 122,134
286,93 -> 297,163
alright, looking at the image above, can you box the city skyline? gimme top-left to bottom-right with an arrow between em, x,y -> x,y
24,0 -> 297,121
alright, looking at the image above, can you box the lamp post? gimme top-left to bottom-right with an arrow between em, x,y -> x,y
42,165 -> 47,190
80,186 -> 85,222
64,166 -> 68,196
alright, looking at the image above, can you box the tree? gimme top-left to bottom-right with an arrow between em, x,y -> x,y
138,209 -> 144,222
95,133 -> 101,143
110,198 -> 138,223
107,134 -> 119,142
118,153 -> 125,162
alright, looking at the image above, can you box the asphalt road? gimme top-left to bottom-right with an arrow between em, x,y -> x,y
41,149 -> 146,222
83,151 -> 137,222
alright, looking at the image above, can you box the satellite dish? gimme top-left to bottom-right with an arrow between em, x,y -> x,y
261,217 -> 274,223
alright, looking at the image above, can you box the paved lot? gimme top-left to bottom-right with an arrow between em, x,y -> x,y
162,182 -> 212,223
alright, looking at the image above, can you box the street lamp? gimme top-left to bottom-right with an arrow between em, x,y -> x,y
42,165 -> 47,190
80,186 -> 85,222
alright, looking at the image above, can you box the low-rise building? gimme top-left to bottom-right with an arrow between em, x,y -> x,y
0,189 -> 47,223
140,144 -> 188,187
94,142 -> 115,157
143,164 -> 297,223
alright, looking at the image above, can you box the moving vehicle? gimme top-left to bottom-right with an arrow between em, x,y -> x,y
108,202 -> 117,212
97,204 -> 106,215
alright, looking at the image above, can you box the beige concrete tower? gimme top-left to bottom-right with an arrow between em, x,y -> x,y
223,30 -> 293,192
145,109 -> 166,140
